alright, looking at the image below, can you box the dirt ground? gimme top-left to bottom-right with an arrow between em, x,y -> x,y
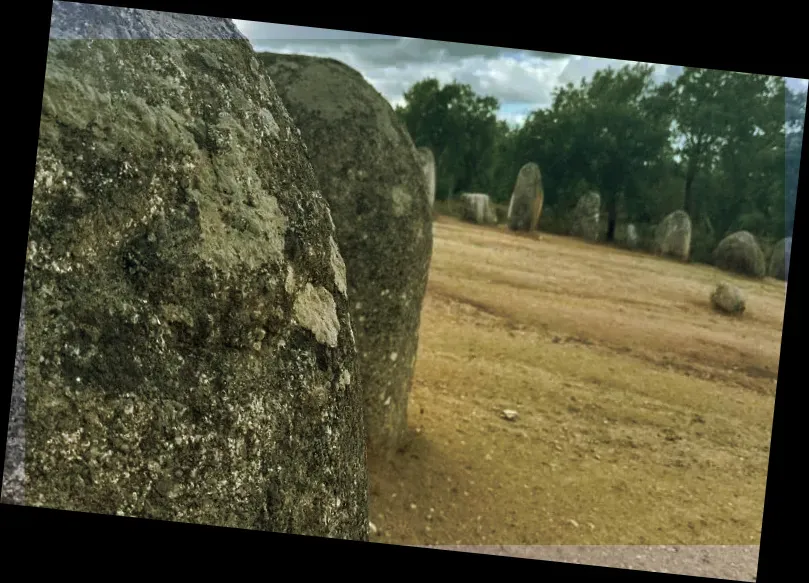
419,545 -> 761,581
367,215 -> 783,558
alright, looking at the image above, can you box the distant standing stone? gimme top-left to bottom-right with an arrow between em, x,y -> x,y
507,162 -> 544,232
571,192 -> 601,241
767,237 -> 791,281
461,193 -> 498,225
626,224 -> 639,249
654,210 -> 692,261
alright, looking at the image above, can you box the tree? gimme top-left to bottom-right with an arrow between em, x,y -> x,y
670,70 -> 787,240
785,87 -> 806,237
669,68 -> 731,221
513,64 -> 673,241
396,79 -> 501,200
710,74 -> 786,239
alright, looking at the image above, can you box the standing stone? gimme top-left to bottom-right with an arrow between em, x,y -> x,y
654,210 -> 692,261
507,163 -> 544,232
23,2 -> 368,539
711,282 -> 747,315
460,193 -> 498,225
571,192 -> 601,241
258,53 -> 433,458
767,237 -> 792,281
626,224 -> 639,249
417,147 -> 436,207
713,231 -> 766,278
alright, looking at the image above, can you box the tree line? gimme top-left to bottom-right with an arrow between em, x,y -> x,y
395,65 -> 805,263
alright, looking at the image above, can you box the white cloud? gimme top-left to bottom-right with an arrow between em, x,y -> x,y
232,20 -> 584,123
234,21 -> 800,128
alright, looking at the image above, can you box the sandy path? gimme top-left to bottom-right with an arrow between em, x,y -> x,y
418,545 -> 760,581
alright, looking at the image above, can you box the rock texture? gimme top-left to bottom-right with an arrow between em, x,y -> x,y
711,282 -> 747,315
2,293 -> 26,506
50,1 -> 246,40
258,53 -> 433,457
654,210 -> 692,261
417,147 -> 436,207
767,237 -> 791,281
713,231 -> 766,278
570,192 -> 601,241
507,163 -> 544,232
461,193 -> 498,225
22,2 -> 368,539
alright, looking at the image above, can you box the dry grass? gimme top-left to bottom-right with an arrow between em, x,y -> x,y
367,215 -> 784,546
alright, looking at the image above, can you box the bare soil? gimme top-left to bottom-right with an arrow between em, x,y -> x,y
419,545 -> 760,581
367,216 -> 782,565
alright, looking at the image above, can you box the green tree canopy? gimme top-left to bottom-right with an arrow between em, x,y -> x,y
396,79 -> 503,200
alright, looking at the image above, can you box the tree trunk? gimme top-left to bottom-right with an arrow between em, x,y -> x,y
605,192 -> 618,242
683,157 -> 697,218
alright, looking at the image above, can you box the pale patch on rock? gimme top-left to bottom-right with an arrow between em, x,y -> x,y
285,264 -> 296,295
391,186 -> 412,217
293,283 -> 340,347
258,108 -> 280,138
329,236 -> 347,296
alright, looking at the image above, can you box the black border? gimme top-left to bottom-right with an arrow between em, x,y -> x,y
4,1 -> 805,580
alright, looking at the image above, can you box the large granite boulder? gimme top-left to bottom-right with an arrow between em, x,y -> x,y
713,231 -> 766,278
461,193 -> 498,225
507,162 -> 544,232
258,52 -> 433,457
19,2 -> 368,539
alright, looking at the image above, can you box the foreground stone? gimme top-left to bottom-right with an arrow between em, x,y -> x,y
417,147 -> 436,207
461,193 -> 498,225
507,163 -> 544,232
713,231 -> 766,278
258,52 -> 433,457
767,237 -> 791,281
711,282 -> 747,315
654,210 -> 692,261
23,2 -> 368,539
570,192 -> 601,241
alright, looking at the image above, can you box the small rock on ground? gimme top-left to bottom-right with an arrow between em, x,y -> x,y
501,410 -> 519,421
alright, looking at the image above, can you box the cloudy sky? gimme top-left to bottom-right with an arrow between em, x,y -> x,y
233,20 -> 808,128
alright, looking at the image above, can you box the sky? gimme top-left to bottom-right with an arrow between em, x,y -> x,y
233,20 -> 809,128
